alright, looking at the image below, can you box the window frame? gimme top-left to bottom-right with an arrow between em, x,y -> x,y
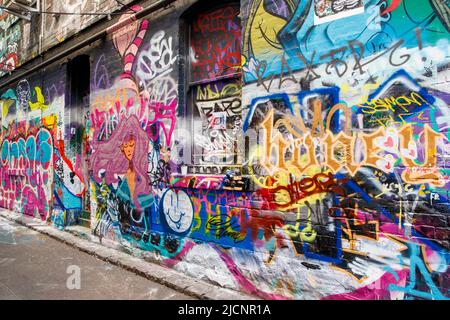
181,0 -> 244,174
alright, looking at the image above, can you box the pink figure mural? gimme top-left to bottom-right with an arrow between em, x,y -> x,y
90,114 -> 153,210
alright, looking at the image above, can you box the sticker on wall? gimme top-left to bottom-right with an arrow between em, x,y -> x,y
159,189 -> 194,236
210,111 -> 227,129
314,0 -> 365,25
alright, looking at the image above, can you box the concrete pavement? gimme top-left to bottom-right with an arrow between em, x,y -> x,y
0,210 -> 257,300
0,216 -> 193,300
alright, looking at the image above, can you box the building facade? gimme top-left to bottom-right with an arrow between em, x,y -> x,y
0,0 -> 449,299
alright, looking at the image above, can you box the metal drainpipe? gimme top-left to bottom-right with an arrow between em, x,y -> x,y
0,0 -> 177,88
39,0 -> 43,56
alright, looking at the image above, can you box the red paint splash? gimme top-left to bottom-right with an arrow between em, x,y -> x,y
381,0 -> 403,16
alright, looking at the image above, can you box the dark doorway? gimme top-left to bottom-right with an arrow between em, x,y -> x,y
68,55 -> 90,109
66,55 -> 91,227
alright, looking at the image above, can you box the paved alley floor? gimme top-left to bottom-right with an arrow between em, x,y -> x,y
0,217 -> 193,300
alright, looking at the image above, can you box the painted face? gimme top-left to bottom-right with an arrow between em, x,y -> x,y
121,137 -> 136,161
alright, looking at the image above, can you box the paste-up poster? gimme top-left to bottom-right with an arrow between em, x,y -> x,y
314,0 -> 365,25
210,111 -> 227,130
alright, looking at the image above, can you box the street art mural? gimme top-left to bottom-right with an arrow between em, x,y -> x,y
0,127 -> 53,219
0,76 -> 62,221
235,0 -> 450,300
0,0 -> 449,300
0,71 -> 86,228
241,0 -> 450,90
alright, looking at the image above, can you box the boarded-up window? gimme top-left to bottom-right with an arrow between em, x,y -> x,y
188,3 -> 243,168
189,5 -> 241,84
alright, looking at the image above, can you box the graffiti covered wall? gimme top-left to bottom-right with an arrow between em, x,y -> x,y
0,0 -> 449,300
237,0 -> 450,299
0,68 -> 65,221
